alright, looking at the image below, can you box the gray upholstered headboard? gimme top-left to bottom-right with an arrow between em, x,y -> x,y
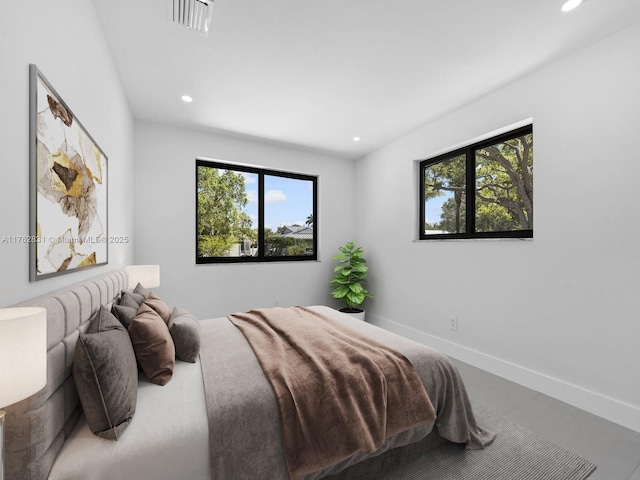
5,269 -> 128,480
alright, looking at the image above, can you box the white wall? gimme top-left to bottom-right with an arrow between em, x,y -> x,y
133,121 -> 355,319
355,22 -> 640,431
0,0 -> 135,307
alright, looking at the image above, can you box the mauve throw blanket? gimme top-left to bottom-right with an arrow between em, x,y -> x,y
228,306 -> 436,480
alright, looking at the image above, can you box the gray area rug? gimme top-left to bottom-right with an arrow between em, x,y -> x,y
380,404 -> 597,480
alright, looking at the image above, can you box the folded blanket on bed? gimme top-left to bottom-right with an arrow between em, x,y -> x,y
228,306 -> 436,480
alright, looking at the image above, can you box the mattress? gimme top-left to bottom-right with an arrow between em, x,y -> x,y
47,359 -> 211,480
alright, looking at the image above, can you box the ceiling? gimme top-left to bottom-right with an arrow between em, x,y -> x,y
93,0 -> 640,159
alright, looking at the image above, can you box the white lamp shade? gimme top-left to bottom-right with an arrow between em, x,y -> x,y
0,307 -> 47,408
126,265 -> 160,289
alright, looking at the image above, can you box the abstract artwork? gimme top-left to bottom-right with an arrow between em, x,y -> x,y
30,64 -> 108,281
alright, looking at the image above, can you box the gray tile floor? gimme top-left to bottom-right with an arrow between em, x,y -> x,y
449,358 -> 640,480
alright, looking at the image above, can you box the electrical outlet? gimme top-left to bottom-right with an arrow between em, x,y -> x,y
449,315 -> 458,331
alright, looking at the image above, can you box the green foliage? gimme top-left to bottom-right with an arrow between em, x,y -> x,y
287,244 -> 306,256
197,166 -> 255,257
424,154 -> 466,201
265,233 -> 296,255
330,241 -> 372,310
424,154 -> 466,233
198,234 -> 233,257
265,235 -> 311,256
475,134 -> 533,231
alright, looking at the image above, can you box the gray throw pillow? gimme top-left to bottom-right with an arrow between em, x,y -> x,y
111,303 -> 138,329
133,282 -> 152,298
119,291 -> 146,309
168,307 -> 201,363
88,305 -> 124,333
73,307 -> 138,440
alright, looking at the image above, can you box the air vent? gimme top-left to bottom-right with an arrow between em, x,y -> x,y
168,0 -> 214,36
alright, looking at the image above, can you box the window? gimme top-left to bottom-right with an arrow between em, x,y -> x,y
420,125 -> 533,239
196,159 -> 317,263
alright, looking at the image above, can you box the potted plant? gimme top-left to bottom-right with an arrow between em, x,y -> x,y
330,241 -> 373,320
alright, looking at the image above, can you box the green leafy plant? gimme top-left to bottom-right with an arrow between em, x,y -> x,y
330,241 -> 372,312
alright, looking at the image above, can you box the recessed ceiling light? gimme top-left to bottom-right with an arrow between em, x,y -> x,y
561,0 -> 583,12
181,95 -> 193,103
353,136 -> 361,142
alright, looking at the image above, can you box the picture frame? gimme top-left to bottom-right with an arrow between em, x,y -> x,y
29,64 -> 108,281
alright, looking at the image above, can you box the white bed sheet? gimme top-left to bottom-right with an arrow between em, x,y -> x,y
48,359 -> 211,480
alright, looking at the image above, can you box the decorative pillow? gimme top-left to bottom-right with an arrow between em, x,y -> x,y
73,307 -> 138,440
128,303 -> 175,385
111,303 -> 138,329
133,282 -> 152,298
168,307 -> 201,363
143,292 -> 172,323
87,305 -> 124,333
119,291 -> 146,309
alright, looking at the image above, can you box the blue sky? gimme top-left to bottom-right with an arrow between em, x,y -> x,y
242,173 -> 313,230
424,190 -> 452,225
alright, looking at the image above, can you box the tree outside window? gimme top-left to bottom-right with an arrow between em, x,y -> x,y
421,125 -> 533,239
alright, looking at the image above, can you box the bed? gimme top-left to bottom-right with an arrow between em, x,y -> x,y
5,269 -> 494,480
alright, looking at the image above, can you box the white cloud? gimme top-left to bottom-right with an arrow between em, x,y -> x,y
242,172 -> 257,184
265,189 -> 287,203
246,189 -> 258,203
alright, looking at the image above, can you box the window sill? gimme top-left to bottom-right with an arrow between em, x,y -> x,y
413,237 -> 533,243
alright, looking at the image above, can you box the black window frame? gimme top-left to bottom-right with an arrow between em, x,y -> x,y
419,125 -> 533,240
196,159 -> 318,264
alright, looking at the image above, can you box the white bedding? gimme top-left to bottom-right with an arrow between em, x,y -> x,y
47,359 -> 211,480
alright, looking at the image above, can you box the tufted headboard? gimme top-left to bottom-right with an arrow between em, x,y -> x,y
4,269 -> 128,480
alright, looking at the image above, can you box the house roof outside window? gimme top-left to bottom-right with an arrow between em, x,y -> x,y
279,225 -> 313,240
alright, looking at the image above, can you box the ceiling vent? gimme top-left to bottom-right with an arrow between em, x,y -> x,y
167,0 -> 214,36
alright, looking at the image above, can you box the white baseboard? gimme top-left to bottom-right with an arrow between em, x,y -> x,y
369,313 -> 640,434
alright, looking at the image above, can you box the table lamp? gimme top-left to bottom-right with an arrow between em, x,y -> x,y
0,307 -> 47,480
125,265 -> 160,289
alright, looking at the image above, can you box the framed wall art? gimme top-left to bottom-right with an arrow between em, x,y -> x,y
29,64 -> 108,281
